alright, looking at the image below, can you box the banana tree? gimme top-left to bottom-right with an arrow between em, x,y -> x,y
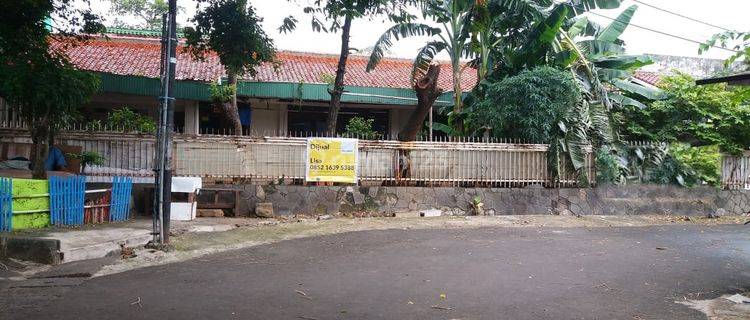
551,4 -> 666,182
367,0 -> 475,134
368,0 -> 560,134
561,5 -> 664,110
474,1 -> 661,183
466,0 -> 554,81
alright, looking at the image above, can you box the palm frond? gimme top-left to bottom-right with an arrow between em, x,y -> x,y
367,23 -> 441,72
611,79 -> 666,100
411,41 -> 448,83
596,5 -> 637,43
568,0 -> 623,16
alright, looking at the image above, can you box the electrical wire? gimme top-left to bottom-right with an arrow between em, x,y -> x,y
631,0 -> 737,32
583,10 -> 741,53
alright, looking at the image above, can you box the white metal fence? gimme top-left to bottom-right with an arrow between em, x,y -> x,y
0,130 -> 594,187
722,152 -> 750,190
172,136 -> 593,187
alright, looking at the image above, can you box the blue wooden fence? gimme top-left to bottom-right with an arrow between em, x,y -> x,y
110,176 -> 133,222
0,176 -> 134,231
0,178 -> 12,232
49,176 -> 86,226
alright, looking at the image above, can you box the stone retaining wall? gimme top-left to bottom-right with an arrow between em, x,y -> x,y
231,185 -> 750,217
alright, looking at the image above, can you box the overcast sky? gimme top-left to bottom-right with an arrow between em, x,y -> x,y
91,0 -> 748,61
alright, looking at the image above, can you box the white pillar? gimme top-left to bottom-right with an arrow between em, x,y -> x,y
184,101 -> 200,135
277,103 -> 288,136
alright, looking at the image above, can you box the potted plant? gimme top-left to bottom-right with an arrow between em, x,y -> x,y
68,151 -> 105,175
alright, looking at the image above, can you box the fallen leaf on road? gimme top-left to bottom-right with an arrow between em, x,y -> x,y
295,290 -> 312,300
655,247 -> 668,250
431,305 -> 453,310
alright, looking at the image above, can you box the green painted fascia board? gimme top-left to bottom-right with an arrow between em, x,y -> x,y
105,27 -> 185,38
97,73 -> 211,101
238,81 -> 454,107
96,72 -> 456,107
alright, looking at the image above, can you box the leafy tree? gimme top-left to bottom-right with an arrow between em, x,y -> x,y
1,54 -> 100,178
107,0 -> 180,30
466,2 -> 669,183
700,30 -> 750,68
185,0 -> 277,135
1,1 -> 103,178
615,72 -> 750,155
469,66 -> 580,143
280,0 -> 413,135
644,145 -> 699,187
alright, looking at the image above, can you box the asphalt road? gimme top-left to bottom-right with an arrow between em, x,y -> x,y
5,224 -> 750,319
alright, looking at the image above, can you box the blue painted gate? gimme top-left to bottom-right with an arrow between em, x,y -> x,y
110,176 -> 133,222
0,178 -> 12,232
49,176 -> 86,226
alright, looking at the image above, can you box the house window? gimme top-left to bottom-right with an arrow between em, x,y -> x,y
286,105 -> 389,135
199,101 -> 252,133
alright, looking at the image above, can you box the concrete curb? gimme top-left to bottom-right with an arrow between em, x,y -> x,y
0,236 -> 62,265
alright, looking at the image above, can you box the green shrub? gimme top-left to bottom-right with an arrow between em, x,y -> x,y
68,151 -> 105,174
647,153 -> 698,187
344,117 -> 379,139
469,66 -> 581,142
615,72 -> 750,155
669,144 -> 721,186
595,146 -> 626,185
106,107 -> 156,133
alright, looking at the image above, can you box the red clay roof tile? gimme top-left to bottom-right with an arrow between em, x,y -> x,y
633,71 -> 661,86
55,36 -> 477,91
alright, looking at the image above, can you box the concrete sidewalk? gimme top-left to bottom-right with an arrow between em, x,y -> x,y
0,217 -> 269,265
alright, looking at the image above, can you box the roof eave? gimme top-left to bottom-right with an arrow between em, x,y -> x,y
696,73 -> 750,86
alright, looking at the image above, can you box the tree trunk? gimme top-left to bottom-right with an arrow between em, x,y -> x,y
325,15 -> 353,135
452,61 -> 464,135
29,115 -> 51,179
223,72 -> 243,135
399,64 -> 443,142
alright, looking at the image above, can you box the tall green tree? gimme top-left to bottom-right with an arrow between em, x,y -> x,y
616,72 -> 750,155
107,0 -> 183,30
367,0 -> 574,135
464,1 -> 667,182
1,0 -> 103,178
280,0 -> 414,134
185,0 -> 277,135
1,55 -> 100,178
469,66 -> 581,143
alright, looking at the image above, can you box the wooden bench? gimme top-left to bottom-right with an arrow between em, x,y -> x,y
143,186 -> 242,217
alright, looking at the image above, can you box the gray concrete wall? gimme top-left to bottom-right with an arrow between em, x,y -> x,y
641,53 -> 745,78
231,185 -> 750,217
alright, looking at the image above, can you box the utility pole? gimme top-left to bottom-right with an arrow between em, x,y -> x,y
153,0 -> 177,245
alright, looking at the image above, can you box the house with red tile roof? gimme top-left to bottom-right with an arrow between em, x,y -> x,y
17,28 -> 477,136
4,28 -> 732,136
